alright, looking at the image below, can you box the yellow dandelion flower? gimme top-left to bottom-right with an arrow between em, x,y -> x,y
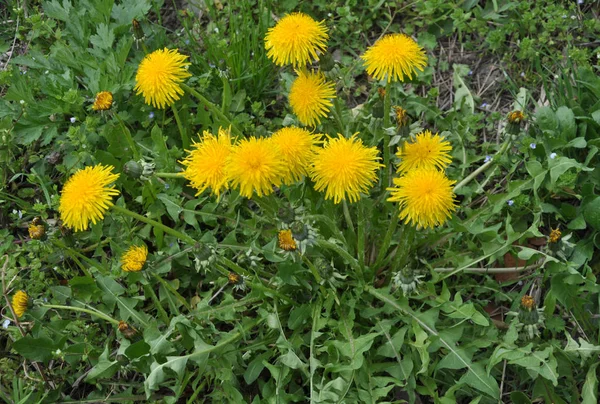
264,12 -> 328,67
396,130 -> 452,173
361,34 -> 427,83
271,126 -> 321,184
181,128 -> 233,197
92,91 -> 113,111
278,229 -> 297,251
121,245 -> 148,272
59,165 -> 120,232
134,48 -> 191,109
28,223 -> 45,239
310,134 -> 383,204
226,137 -> 286,198
508,110 -> 525,124
521,295 -> 535,311
387,168 -> 456,229
549,227 -> 561,243
289,70 -> 336,127
11,290 -> 28,318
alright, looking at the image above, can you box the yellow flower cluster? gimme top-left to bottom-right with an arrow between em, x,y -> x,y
181,127 -> 381,203
388,131 -> 456,229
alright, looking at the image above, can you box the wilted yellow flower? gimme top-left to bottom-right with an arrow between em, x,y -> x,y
264,12 -> 328,67
278,229 -> 297,251
58,165 -> 120,232
271,126 -> 321,184
134,48 -> 191,109
361,34 -> 427,82
396,130 -> 452,173
181,128 -> 233,197
11,290 -> 28,318
228,272 -> 241,284
549,227 -> 561,243
508,110 -> 525,124
310,134 -> 383,204
226,137 -> 286,198
28,223 -> 45,239
92,91 -> 113,111
387,168 -> 456,229
393,106 -> 408,127
121,245 -> 148,272
289,70 -> 336,127
521,295 -> 535,311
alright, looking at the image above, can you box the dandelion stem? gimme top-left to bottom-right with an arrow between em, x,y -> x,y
154,172 -> 184,178
42,304 -> 120,325
180,83 -> 243,138
332,98 -> 346,136
357,200 -> 366,273
143,284 -> 170,324
342,199 -> 356,244
382,80 -> 392,188
453,138 -> 511,192
111,204 -> 197,246
114,112 -> 141,160
171,104 -> 189,149
373,214 -> 398,271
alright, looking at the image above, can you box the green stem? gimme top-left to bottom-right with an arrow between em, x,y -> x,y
342,199 -> 356,242
301,255 -> 327,296
143,284 -> 170,324
154,172 -> 184,179
372,214 -> 398,271
152,273 -> 191,312
453,138 -> 511,192
171,104 -> 189,150
332,98 -> 346,136
180,83 -> 243,138
357,200 -> 366,273
114,112 -> 140,160
382,80 -> 392,188
111,204 -> 197,246
391,224 -> 415,272
42,304 -> 119,325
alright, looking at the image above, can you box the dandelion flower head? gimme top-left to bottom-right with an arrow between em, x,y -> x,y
396,130 -> 452,173
11,291 -> 28,318
289,70 -> 336,127
58,164 -> 120,232
361,34 -> 427,82
134,48 -> 191,109
278,229 -> 297,251
121,245 -> 148,272
310,134 -> 383,204
92,91 -> 113,111
226,137 -> 286,198
181,128 -> 233,197
271,126 -> 322,184
387,168 -> 456,229
265,12 -> 328,67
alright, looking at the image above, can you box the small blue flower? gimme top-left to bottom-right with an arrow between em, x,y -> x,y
507,200 -> 514,206
520,72 -> 525,77
164,183 -> 170,190
468,70 -> 473,76
578,0 -> 584,4
481,103 -> 488,108
149,112 -> 155,119
550,152 -> 557,159
530,143 -> 536,149
70,117 -> 76,124
2,319 -> 10,329
484,155 -> 492,163
185,39 -> 190,45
